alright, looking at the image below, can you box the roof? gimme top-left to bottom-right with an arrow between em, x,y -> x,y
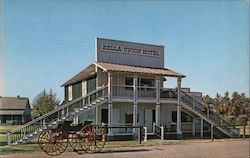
94,62 -> 185,77
0,97 -> 29,110
0,110 -> 25,115
62,64 -> 96,86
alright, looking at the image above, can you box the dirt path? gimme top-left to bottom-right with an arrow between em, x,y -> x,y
1,140 -> 249,158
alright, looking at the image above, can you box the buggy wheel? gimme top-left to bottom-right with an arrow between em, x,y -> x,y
68,132 -> 91,152
38,128 -> 68,156
82,124 -> 106,153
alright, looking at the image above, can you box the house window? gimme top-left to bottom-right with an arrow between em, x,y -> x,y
172,111 -> 177,122
72,82 -> 82,99
140,78 -> 154,87
125,77 -> 133,90
172,111 -> 193,122
125,77 -> 133,86
64,86 -> 69,102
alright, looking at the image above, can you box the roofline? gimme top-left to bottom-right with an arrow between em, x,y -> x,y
61,64 -> 96,87
94,62 -> 186,78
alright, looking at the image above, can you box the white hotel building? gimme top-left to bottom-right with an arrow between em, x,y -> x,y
61,38 -> 239,139
7,38 -> 240,145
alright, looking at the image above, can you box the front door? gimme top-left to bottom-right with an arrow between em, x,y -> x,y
101,109 -> 108,124
145,109 -> 153,133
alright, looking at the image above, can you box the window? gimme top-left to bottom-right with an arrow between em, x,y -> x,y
125,77 -> 133,86
140,78 -> 154,87
171,111 -> 192,122
64,86 -> 69,102
172,111 -> 177,122
125,114 -> 133,124
72,82 -> 82,99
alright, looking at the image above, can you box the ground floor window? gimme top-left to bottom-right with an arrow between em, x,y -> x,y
172,111 -> 193,122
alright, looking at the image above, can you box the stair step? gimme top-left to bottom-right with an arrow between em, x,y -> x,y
28,134 -> 33,137
38,129 -> 43,132
12,142 -> 18,145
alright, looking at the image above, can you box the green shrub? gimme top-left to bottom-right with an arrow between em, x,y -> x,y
226,115 -> 236,125
235,115 -> 248,125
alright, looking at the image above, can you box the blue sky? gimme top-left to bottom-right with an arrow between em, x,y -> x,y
1,0 -> 249,103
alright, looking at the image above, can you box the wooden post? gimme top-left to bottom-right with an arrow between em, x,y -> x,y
139,126 -> 142,144
243,125 -> 246,139
211,124 -> 214,141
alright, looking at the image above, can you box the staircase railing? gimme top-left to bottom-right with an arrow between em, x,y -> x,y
180,90 -> 240,137
7,85 -> 108,145
153,122 -> 164,140
141,127 -> 147,142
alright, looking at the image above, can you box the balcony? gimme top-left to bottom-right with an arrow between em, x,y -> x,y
112,85 -> 177,102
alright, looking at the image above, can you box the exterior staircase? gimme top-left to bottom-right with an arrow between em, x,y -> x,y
6,85 -> 108,145
180,90 -> 240,138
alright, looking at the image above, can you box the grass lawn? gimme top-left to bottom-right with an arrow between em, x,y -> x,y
236,126 -> 250,135
0,125 -> 20,146
0,144 -> 40,155
0,125 -> 20,133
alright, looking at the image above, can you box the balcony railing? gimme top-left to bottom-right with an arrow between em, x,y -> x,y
138,86 -> 156,98
113,85 -> 134,98
112,85 -> 178,100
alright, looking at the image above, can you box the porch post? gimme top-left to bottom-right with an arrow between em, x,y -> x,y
133,75 -> 138,134
96,106 -> 98,124
156,77 -> 160,125
200,118 -> 203,138
176,77 -> 183,139
192,118 -> 196,136
108,72 -> 113,136
207,108 -> 210,118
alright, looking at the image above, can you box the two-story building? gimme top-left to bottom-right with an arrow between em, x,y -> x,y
61,38 -> 211,139
6,38 -> 239,146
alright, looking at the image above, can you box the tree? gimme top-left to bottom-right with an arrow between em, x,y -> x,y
32,89 -> 61,118
203,95 -> 213,108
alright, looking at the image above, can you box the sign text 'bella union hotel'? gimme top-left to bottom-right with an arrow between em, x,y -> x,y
101,44 -> 160,57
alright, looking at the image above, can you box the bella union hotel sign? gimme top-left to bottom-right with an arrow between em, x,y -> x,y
101,44 -> 161,57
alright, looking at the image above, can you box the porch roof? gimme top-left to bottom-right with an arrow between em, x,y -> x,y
94,62 -> 185,78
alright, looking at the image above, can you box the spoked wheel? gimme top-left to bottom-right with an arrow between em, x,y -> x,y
68,132 -> 91,152
38,128 -> 68,156
81,124 -> 106,153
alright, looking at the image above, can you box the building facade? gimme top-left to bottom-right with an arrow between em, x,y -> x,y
62,38 -> 227,139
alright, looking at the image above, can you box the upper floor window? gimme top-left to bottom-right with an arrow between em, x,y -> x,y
125,77 -> 133,86
140,78 -> 154,87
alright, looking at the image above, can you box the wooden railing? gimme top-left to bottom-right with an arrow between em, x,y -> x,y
180,90 -> 240,137
7,85 -> 108,145
153,122 -> 164,140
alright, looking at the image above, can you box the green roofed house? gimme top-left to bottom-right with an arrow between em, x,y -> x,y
0,96 -> 32,125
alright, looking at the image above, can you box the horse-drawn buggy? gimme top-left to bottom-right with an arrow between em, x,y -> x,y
38,121 -> 106,156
